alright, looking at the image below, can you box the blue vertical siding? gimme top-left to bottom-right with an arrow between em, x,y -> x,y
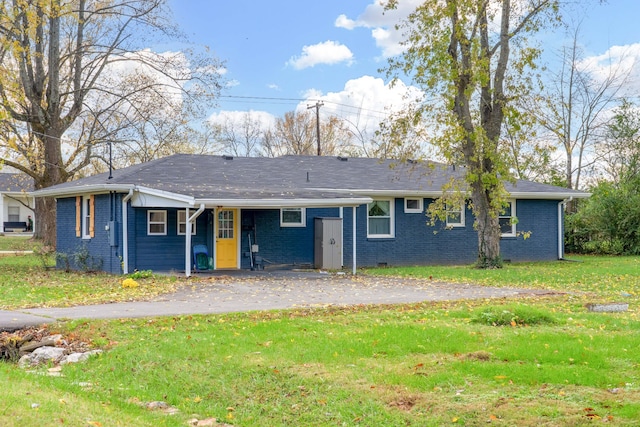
343,198 -> 477,267
500,199 -> 560,262
56,194 -> 563,274
56,193 -> 123,274
131,208 -> 212,272
241,208 -> 340,269
343,198 -> 561,268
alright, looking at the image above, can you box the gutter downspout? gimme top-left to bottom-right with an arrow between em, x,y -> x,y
352,206 -> 357,275
185,204 -> 205,277
122,189 -> 134,274
558,197 -> 573,260
339,207 -> 344,268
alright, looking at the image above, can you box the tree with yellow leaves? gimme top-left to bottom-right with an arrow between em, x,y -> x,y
385,0 -> 560,267
0,0 -> 223,245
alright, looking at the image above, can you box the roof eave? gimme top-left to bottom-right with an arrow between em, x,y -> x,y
195,197 -> 372,208
135,186 -> 196,205
349,189 -> 591,200
341,189 -> 446,198
31,184 -> 136,198
509,191 -> 591,199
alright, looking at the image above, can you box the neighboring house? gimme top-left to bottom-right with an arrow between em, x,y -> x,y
32,154 -> 589,275
0,173 -> 35,233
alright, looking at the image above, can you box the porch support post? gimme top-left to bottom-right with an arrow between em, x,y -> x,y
0,194 -> 4,233
185,207 -> 191,277
339,207 -> 344,268
352,206 -> 357,275
557,197 -> 572,260
185,204 -> 205,277
122,189 -> 134,274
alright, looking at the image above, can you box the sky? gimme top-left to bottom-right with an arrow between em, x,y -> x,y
166,0 -> 640,133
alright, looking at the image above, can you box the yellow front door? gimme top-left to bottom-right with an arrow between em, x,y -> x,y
216,209 -> 238,269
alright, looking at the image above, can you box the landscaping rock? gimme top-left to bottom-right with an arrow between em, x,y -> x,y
61,349 -> 103,364
28,346 -> 66,365
2,326 -> 100,368
585,302 -> 629,312
145,401 -> 180,415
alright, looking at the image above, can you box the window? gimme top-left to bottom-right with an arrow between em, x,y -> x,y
148,210 -> 167,235
7,206 -> 19,222
445,203 -> 465,227
499,200 -> 516,237
177,210 -> 196,235
367,200 -> 394,238
82,195 -> 94,239
404,198 -> 423,213
280,208 -> 306,227
218,209 -> 235,238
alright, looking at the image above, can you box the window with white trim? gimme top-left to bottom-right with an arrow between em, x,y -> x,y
367,200 -> 394,238
82,195 -> 92,239
404,198 -> 423,213
7,206 -> 19,222
445,203 -> 465,227
148,210 -> 167,235
280,208 -> 306,227
177,210 -> 196,235
499,200 -> 516,237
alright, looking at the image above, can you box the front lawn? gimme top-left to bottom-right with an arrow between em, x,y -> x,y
0,234 -> 37,251
364,255 -> 640,300
0,252 -> 185,309
2,301 -> 639,426
1,252 -> 639,426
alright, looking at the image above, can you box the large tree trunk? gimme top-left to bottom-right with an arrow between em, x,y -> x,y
34,197 -> 57,248
33,129 -> 67,248
470,181 -> 502,268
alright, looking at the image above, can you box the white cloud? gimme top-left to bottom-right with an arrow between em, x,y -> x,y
208,109 -> 276,131
578,43 -> 640,96
334,14 -> 357,30
298,75 -> 424,133
287,40 -> 354,70
88,49 -> 191,115
336,0 -> 423,58
267,83 -> 280,90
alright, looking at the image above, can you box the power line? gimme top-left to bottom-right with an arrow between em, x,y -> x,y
218,95 -> 392,117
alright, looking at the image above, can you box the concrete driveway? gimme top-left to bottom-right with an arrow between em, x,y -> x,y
0,271 -> 558,331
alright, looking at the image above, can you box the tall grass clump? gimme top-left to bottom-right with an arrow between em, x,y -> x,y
471,304 -> 557,326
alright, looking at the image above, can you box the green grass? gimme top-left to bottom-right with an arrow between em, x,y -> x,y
0,235 -> 38,251
470,304 -> 558,326
0,254 -> 185,309
1,253 -> 640,425
364,255 -> 640,299
3,305 -> 639,426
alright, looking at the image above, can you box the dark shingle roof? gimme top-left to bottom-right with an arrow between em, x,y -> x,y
0,173 -> 34,193
33,154 -> 589,201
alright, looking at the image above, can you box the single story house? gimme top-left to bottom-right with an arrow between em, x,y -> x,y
33,154 -> 589,275
0,173 -> 35,233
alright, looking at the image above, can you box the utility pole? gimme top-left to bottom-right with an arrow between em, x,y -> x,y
307,101 -> 323,156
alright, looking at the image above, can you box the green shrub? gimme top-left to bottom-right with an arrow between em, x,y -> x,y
471,305 -> 557,326
128,269 -> 153,279
72,244 -> 103,272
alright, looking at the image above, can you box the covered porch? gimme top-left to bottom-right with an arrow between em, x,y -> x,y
124,188 -> 372,277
